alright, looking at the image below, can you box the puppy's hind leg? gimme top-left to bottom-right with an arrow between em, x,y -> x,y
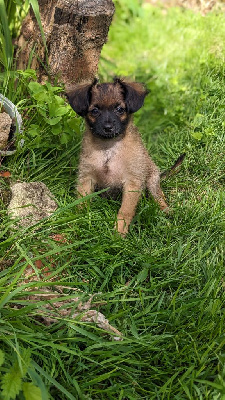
147,171 -> 169,213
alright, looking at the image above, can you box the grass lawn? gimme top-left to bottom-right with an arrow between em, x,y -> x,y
0,2 -> 225,399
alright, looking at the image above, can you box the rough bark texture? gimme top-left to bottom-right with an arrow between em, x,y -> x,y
17,0 -> 115,87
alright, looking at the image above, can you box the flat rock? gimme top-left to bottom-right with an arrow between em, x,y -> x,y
8,181 -> 58,228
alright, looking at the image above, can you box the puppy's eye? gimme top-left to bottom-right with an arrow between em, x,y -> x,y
115,106 -> 125,115
90,107 -> 99,116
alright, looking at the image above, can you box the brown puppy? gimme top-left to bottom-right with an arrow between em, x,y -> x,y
67,78 -> 169,236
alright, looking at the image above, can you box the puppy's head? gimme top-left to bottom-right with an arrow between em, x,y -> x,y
67,78 -> 148,139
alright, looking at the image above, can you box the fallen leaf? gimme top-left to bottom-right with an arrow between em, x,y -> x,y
0,171 -> 11,178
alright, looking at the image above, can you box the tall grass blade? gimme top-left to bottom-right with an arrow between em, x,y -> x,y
32,361 -> 76,400
0,0 -> 13,68
29,0 -> 48,63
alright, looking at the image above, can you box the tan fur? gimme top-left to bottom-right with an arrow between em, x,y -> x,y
69,80 -> 169,236
91,84 -> 125,108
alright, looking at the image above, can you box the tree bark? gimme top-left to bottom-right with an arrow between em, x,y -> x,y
17,0 -> 115,87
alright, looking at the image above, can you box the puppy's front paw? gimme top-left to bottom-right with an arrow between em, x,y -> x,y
162,205 -> 170,215
114,218 -> 128,237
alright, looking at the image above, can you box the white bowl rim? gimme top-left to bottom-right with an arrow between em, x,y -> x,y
0,94 -> 23,156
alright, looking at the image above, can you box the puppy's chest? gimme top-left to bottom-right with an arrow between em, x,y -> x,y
89,146 -> 124,185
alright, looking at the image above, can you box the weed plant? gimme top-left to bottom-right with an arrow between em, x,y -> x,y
0,1 -> 225,399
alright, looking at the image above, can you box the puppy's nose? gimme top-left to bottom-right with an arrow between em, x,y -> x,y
103,123 -> 113,133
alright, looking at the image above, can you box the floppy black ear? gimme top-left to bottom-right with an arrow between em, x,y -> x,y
115,78 -> 149,114
66,80 -> 97,116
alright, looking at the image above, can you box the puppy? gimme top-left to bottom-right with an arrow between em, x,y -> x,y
67,78 -> 169,236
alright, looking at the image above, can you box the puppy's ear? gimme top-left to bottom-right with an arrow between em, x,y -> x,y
66,79 -> 97,116
115,78 -> 149,114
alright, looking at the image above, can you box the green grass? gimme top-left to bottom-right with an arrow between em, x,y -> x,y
0,2 -> 225,399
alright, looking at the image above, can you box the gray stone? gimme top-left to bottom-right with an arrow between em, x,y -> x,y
8,182 -> 58,228
0,112 -> 12,150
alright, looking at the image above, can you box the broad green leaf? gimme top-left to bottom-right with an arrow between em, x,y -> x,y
28,81 -> 42,94
22,382 -> 42,400
33,92 -> 49,102
191,131 -> 203,140
45,82 -> 62,92
45,116 -> 61,125
60,132 -> 69,144
49,104 -> 68,118
193,113 -> 204,127
67,117 -> 81,131
28,368 -> 49,400
55,95 -> 66,105
52,124 -> 62,135
28,126 -> 39,137
38,107 -> 47,117
55,107 -> 69,117
204,127 -> 215,136
1,371 -> 22,400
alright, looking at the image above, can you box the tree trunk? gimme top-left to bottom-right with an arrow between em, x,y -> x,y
17,0 -> 115,87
